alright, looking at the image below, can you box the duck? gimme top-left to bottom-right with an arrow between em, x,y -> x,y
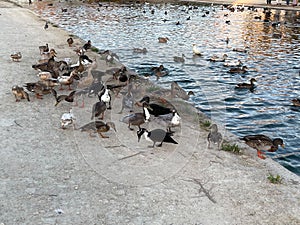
137,128 -> 178,147
44,21 -> 49,30
39,43 -> 49,54
121,102 -> 151,130
98,87 -> 111,109
91,100 -> 107,120
241,134 -> 284,159
12,85 -> 30,102
223,59 -> 243,67
83,40 -> 92,51
57,70 -> 78,90
78,121 -> 116,138
291,98 -> 300,106
228,66 -> 248,74
209,54 -> 228,62
133,47 -> 147,54
118,82 -> 134,114
171,81 -> 195,100
151,65 -> 168,79
24,81 -> 52,99
10,52 -> 22,62
192,44 -> 202,56
67,37 -> 74,47
207,124 -> 223,150
235,78 -> 256,90
158,37 -> 169,43
61,109 -> 76,129
51,89 -> 76,107
138,95 -> 173,117
233,47 -> 248,53
173,54 -> 185,63
38,49 -> 57,64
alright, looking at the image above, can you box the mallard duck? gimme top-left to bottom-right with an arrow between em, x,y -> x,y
10,52 -> 22,62
39,43 -> 49,54
229,66 -> 248,74
291,98 -> 300,106
118,83 -> 134,114
51,89 -> 76,107
121,102 -> 151,130
233,47 -> 248,53
24,81 -> 52,99
170,81 -> 194,100
138,95 -> 173,117
67,37 -> 74,47
12,85 -> 30,102
133,48 -> 147,54
207,124 -> 223,150
61,109 -> 76,129
78,121 -> 116,138
91,100 -> 107,120
209,54 -> 228,62
223,59 -> 243,67
158,37 -> 169,43
137,128 -> 178,147
241,134 -> 284,159
37,71 -> 52,80
173,54 -> 185,63
235,78 -> 257,90
83,40 -> 91,51
44,21 -> 49,30
192,44 -> 202,56
38,49 -> 57,63
57,70 -> 78,90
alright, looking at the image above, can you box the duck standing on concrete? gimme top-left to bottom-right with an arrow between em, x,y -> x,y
118,83 -> 134,114
154,109 -> 181,133
10,52 -> 22,62
207,124 -> 223,150
78,121 -> 116,138
61,109 -> 76,129
12,85 -> 30,102
121,102 -> 151,130
67,37 -> 74,47
241,134 -> 284,159
91,100 -> 107,120
51,89 -> 76,107
137,128 -> 178,147
24,81 -> 53,99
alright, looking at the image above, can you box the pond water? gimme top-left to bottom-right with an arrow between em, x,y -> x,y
32,1 -> 300,176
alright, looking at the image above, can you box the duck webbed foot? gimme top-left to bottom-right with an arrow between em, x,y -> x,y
257,150 -> 266,159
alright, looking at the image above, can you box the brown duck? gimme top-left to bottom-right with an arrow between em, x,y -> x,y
12,85 -> 30,102
241,134 -> 284,159
51,89 -> 76,106
78,121 -> 116,138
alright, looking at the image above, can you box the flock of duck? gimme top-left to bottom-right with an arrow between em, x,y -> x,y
10,38 -> 188,148
10,2 -> 298,158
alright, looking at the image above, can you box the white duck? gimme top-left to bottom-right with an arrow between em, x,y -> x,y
61,109 -> 76,129
192,44 -> 202,56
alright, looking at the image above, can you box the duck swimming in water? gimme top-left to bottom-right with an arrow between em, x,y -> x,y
235,78 -> 256,90
241,134 -> 284,159
291,98 -> 300,106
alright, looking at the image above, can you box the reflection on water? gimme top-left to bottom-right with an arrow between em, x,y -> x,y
32,1 -> 300,176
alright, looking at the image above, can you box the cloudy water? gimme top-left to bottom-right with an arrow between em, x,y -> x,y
32,1 -> 300,176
